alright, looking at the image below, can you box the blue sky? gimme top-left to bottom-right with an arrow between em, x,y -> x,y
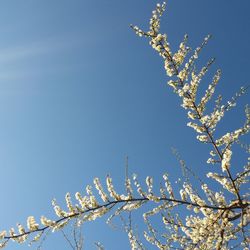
0,1 -> 249,249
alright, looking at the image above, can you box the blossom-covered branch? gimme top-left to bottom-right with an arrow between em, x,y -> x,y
131,2 -> 249,248
0,173 -> 248,249
0,2 -> 249,249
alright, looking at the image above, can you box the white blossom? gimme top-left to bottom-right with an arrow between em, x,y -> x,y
221,148 -> 232,172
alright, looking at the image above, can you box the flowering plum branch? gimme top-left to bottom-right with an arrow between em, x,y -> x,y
0,2 -> 249,249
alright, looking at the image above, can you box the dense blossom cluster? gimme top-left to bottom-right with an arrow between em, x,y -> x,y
0,2 -> 249,249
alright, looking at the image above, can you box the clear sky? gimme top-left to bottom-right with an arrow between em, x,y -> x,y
0,1 -> 249,249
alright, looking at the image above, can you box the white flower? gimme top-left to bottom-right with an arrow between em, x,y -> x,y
221,148 -> 232,172
27,216 -> 39,231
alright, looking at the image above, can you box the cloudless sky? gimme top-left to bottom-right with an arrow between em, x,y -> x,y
0,1 -> 249,249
